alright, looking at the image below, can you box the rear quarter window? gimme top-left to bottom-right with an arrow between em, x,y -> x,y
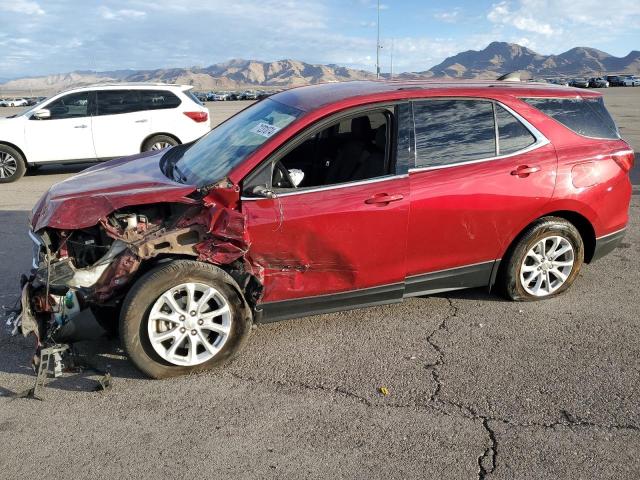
522,97 -> 619,140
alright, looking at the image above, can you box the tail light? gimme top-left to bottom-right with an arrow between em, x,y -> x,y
184,111 -> 208,123
611,149 -> 635,173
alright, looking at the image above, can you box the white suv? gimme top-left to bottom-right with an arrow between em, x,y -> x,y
0,83 -> 210,182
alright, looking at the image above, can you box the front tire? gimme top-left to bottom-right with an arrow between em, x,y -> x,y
499,217 -> 584,301
120,260 -> 252,379
0,144 -> 26,183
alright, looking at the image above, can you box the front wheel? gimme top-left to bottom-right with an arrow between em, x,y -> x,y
0,144 -> 26,183
120,260 -> 252,379
499,217 -> 584,301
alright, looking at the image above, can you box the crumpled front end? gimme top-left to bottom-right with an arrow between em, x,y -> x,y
11,184 -> 263,350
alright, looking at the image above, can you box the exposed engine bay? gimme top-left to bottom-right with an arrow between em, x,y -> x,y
9,190 -> 263,352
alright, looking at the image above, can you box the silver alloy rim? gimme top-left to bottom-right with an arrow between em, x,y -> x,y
150,141 -> 171,151
0,152 -> 18,178
520,235 -> 575,296
148,282 -> 232,366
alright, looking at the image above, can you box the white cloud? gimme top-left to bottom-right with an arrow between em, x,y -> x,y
488,1 -> 558,36
434,9 -> 461,24
0,0 -> 44,15
99,6 -> 147,20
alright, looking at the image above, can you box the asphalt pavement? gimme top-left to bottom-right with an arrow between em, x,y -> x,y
0,92 -> 638,479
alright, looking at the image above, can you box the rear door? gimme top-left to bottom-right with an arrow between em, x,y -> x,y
25,91 -> 97,163
405,99 -> 557,295
241,105 -> 412,320
92,89 -> 152,158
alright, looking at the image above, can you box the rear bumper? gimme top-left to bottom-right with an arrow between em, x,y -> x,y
592,228 -> 627,262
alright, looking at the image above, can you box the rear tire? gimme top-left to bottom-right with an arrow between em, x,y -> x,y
119,260 -> 252,379
498,217 -> 584,301
142,135 -> 179,152
0,144 -> 26,183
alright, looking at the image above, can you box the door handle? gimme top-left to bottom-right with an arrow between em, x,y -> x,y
135,119 -> 148,123
74,124 -> 88,129
511,165 -> 541,177
365,193 -> 404,205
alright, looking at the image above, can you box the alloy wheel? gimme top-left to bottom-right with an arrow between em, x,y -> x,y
520,235 -> 575,296
150,141 -> 172,151
0,152 -> 18,179
147,282 -> 232,366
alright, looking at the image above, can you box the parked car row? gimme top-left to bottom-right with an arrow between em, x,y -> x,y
0,97 -> 45,107
544,75 -> 640,88
194,90 -> 278,102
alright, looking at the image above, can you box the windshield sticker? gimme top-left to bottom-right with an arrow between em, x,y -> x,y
250,122 -> 281,138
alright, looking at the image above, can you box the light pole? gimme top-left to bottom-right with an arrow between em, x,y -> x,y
376,0 -> 380,79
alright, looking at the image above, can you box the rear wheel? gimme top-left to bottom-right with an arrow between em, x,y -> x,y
142,135 -> 179,152
120,260 -> 252,379
0,144 -> 26,183
499,217 -> 584,301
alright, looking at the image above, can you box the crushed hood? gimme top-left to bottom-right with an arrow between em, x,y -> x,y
30,150 -> 198,231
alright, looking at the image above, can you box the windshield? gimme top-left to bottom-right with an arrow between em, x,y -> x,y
175,98 -> 303,186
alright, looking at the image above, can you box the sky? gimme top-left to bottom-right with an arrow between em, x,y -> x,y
0,0 -> 639,79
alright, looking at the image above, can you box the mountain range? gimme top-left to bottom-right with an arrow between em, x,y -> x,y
1,42 -> 639,93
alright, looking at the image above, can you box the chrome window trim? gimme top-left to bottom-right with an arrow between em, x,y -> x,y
241,174 -> 408,200
408,99 -> 549,174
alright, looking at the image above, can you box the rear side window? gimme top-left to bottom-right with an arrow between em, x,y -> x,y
495,105 -> 536,155
139,90 -> 181,110
523,97 -> 619,140
413,99 -> 496,168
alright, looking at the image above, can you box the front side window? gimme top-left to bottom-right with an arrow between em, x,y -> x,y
242,107 -> 394,195
174,98 -> 303,186
42,92 -> 92,120
522,97 -> 619,140
413,100 -> 496,168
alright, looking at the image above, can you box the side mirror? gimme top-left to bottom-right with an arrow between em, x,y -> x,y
32,109 -> 51,120
252,185 -> 276,199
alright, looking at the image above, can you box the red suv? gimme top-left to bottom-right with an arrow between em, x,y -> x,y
16,80 -> 633,378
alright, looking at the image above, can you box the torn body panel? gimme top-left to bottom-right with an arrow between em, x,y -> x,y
16,172 -> 262,348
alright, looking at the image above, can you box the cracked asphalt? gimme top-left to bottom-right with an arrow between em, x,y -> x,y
1,91 -> 639,479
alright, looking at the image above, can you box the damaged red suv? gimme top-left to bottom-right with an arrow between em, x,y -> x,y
15,81 -> 633,378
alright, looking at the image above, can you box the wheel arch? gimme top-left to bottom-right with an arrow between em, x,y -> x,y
492,209 -> 597,291
140,132 -> 181,152
0,140 -> 28,165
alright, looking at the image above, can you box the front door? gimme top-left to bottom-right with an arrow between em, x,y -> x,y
241,106 -> 411,321
25,91 -> 96,163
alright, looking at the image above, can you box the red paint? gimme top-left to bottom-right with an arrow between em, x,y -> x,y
30,150 -> 197,231
30,80 -> 633,306
243,177 -> 409,302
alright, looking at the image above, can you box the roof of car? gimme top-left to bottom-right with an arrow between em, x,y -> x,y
272,79 -> 601,112
52,83 -> 192,96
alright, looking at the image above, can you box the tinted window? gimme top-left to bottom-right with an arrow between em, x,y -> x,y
495,105 -> 536,155
96,89 -> 181,116
97,90 -> 142,115
141,90 -> 181,110
413,100 -> 496,168
45,92 -> 91,119
523,97 -> 619,140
